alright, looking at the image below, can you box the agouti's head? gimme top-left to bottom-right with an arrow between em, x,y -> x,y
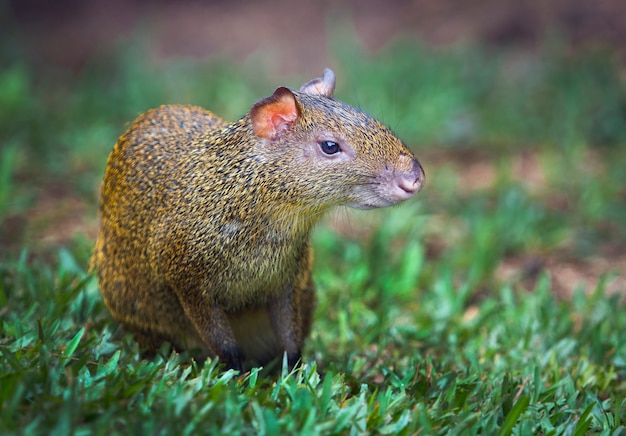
248,69 -> 424,212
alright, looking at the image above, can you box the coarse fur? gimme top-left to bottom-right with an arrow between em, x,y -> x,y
92,69 -> 424,371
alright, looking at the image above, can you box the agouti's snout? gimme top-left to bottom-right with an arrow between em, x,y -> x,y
352,153 -> 424,210
391,156 -> 424,201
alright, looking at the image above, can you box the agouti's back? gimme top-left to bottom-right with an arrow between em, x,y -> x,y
93,69 -> 424,370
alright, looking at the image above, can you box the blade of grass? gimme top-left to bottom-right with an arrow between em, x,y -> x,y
498,395 -> 530,436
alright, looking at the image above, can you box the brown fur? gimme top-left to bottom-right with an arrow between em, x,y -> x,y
92,70 -> 424,370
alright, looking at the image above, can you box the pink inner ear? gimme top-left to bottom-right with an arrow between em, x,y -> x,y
272,111 -> 297,128
251,87 -> 299,139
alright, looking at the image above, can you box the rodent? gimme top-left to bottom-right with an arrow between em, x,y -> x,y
92,69 -> 424,371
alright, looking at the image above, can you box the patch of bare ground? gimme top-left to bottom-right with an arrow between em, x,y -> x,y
429,147 -> 625,298
429,146 -> 605,197
0,182 -> 97,256
496,252 -> 626,298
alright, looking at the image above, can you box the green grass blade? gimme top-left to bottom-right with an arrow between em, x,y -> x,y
498,395 -> 530,436
572,402 -> 595,436
63,327 -> 85,364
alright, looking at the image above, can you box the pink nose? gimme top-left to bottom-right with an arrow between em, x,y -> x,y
392,158 -> 424,201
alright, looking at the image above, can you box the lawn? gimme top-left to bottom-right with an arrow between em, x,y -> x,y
1,31 -> 626,434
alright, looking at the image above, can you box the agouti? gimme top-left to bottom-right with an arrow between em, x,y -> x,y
92,69 -> 424,371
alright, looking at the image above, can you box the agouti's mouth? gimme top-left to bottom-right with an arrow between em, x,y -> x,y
345,196 -> 403,210
346,157 -> 424,210
347,203 -> 379,210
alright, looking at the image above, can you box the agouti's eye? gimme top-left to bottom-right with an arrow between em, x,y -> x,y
319,140 -> 341,155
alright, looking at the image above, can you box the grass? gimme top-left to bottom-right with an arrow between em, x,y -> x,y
1,30 -> 626,433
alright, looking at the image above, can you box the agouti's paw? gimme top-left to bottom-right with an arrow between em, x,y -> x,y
222,346 -> 244,372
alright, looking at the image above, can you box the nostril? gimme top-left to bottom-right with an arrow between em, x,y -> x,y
397,177 -> 419,194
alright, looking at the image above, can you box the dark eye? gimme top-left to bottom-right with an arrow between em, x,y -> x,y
319,140 -> 341,155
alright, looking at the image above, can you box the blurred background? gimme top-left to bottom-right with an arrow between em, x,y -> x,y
7,0 -> 626,70
1,0 -> 625,296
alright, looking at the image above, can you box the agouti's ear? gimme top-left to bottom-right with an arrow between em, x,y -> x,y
299,68 -> 335,98
250,87 -> 299,140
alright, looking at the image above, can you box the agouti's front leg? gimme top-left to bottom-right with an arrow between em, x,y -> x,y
268,287 -> 303,369
268,247 -> 316,370
178,291 -> 244,371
